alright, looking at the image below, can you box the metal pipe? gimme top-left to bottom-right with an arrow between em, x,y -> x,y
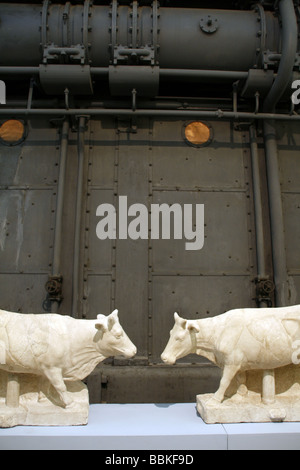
263,0 -> 297,112
0,67 -> 39,74
249,125 -> 267,282
0,66 -> 248,81
159,69 -> 248,80
51,119 -> 69,313
72,116 -> 86,318
1,107 -> 300,121
262,0 -> 297,306
263,119 -> 289,307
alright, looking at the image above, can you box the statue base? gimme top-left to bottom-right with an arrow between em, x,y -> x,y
0,372 -> 89,428
197,365 -> 300,424
197,393 -> 300,424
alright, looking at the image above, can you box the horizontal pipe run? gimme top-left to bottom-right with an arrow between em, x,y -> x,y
0,108 -> 299,121
159,69 -> 248,80
0,67 -> 248,81
0,67 -> 40,74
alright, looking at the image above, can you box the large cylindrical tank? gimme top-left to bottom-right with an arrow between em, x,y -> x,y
0,3 -> 280,71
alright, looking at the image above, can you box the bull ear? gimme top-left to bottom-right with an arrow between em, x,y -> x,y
174,312 -> 187,329
188,320 -> 200,333
95,315 -> 108,333
108,309 -> 119,331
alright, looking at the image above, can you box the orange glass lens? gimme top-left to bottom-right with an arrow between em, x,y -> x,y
0,120 -> 25,144
184,121 -> 211,146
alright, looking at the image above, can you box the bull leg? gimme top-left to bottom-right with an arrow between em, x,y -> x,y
6,373 -> 20,408
38,376 -> 50,403
42,367 -> 73,408
236,371 -> 248,397
212,364 -> 241,404
262,369 -> 275,405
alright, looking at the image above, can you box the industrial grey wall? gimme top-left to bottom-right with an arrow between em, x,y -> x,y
1,114 -> 299,403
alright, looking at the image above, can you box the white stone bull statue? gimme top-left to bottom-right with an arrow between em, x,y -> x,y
0,309 -> 137,408
161,306 -> 300,406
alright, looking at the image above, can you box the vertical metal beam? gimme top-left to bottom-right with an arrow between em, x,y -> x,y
72,116 -> 87,318
51,120 -> 69,313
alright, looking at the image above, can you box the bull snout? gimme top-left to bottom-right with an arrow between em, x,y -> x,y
130,345 -> 137,358
161,352 -> 176,365
124,344 -> 137,359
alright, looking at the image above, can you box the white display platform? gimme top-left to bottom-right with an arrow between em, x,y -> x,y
0,403 -> 300,450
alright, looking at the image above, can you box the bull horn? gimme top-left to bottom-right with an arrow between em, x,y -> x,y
108,309 -> 119,330
174,312 -> 181,322
110,309 -> 119,322
174,312 -> 187,329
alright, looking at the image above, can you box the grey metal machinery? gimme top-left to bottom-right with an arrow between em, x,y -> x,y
0,0 -> 300,404
0,0 -> 294,98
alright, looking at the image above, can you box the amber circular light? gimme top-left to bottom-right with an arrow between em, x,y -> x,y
0,120 -> 26,145
184,121 -> 212,147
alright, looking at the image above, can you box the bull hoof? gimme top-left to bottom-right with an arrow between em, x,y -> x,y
64,400 -> 78,410
207,396 -> 222,407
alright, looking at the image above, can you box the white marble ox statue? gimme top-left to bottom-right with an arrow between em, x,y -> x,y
0,309 -> 137,409
161,306 -> 300,406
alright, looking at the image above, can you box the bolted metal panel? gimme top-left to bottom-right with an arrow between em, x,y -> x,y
87,365 -> 221,405
0,274 -> 50,313
277,121 -> 300,305
0,119 -> 61,312
149,119 -> 257,363
0,189 -> 53,273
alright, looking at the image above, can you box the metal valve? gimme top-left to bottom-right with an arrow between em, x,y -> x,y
45,276 -> 63,303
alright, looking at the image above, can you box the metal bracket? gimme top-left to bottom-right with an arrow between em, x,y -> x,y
262,50 -> 282,70
113,46 -> 155,66
43,44 -> 86,65
110,0 -> 159,66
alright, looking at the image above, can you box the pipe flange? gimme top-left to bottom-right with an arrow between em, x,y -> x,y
200,15 -> 218,34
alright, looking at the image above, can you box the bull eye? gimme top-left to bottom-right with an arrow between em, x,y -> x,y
115,330 -> 123,340
175,335 -> 184,342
